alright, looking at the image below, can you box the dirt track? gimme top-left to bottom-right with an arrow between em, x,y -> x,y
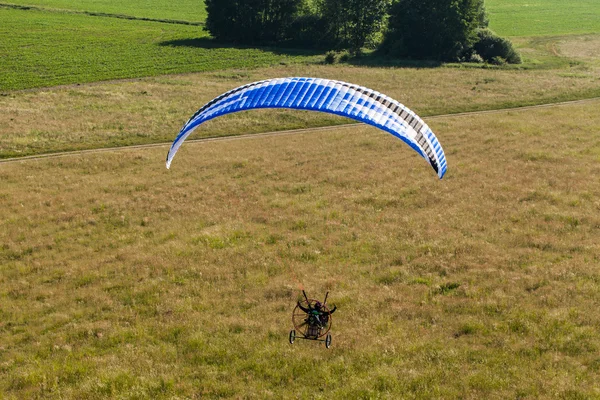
1,96 -> 598,165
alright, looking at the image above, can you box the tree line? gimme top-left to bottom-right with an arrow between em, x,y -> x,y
204,0 -> 520,64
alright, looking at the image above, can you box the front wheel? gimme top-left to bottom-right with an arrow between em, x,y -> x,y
325,333 -> 332,349
289,330 -> 296,344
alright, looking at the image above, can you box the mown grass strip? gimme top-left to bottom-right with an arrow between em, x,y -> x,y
0,2 -> 204,25
1,0 -> 207,23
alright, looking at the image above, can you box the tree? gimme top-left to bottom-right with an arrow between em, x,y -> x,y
318,0 -> 390,53
383,0 -> 487,61
205,0 -> 303,44
474,28 -> 521,64
344,0 -> 390,53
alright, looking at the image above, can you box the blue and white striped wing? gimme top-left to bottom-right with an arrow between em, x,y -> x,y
166,77 -> 447,179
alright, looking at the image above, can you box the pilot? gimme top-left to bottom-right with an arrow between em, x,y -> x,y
297,300 -> 337,328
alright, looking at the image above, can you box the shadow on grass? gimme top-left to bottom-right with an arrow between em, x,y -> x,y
159,37 -> 450,69
159,37 -> 325,57
345,54 -> 443,69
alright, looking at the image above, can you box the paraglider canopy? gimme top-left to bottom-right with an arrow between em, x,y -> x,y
166,77 -> 446,179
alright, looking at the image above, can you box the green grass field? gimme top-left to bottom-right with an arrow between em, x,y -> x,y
2,0 -> 207,22
5,0 -> 600,37
486,0 -> 600,36
0,7 -> 321,91
1,100 -> 599,398
2,0 -> 600,91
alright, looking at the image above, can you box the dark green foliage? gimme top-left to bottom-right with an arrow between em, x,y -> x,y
316,0 -> 346,48
339,51 -> 350,62
286,14 -> 329,46
475,0 -> 489,28
318,0 -> 390,53
383,0 -> 487,61
474,28 -> 522,64
205,0 -> 389,52
204,0 -> 303,44
324,50 -> 337,64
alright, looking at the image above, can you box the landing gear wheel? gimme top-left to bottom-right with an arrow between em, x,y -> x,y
325,333 -> 332,348
289,330 -> 296,344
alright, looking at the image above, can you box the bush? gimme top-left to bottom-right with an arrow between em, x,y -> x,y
382,0 -> 486,61
469,53 -> 484,63
474,28 -> 522,64
324,51 -> 337,64
491,56 -> 507,65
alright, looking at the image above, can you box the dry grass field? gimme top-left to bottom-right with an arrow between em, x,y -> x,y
2,4 -> 600,397
1,98 -> 599,398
